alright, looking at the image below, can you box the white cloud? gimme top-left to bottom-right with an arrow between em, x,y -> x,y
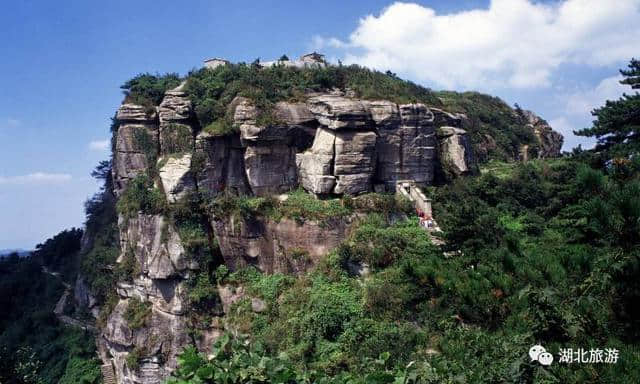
564,75 -> 628,116
0,172 -> 72,185
323,0 -> 640,89
88,139 -> 110,151
546,75 -> 629,150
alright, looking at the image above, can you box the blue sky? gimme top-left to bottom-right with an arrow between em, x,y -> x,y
1,0 -> 637,249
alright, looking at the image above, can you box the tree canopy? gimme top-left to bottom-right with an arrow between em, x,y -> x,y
575,58 -> 640,157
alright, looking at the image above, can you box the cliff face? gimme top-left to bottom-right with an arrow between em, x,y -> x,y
522,109 -> 564,159
98,74 -> 563,383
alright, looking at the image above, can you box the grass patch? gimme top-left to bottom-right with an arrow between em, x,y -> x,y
124,298 -> 151,330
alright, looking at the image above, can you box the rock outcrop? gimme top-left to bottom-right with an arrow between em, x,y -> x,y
436,126 -> 475,178
522,110 -> 564,158
212,215 -> 354,275
112,104 -> 158,196
103,78 -> 564,384
158,154 -> 195,203
158,84 -> 195,156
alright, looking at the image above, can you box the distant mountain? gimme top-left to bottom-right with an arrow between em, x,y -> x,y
0,249 -> 32,257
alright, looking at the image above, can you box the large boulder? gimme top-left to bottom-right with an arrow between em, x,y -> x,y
367,100 -> 400,128
104,299 -> 191,384
116,276 -> 188,316
307,95 -> 372,130
117,104 -> 157,122
431,107 -> 465,128
333,130 -> 377,195
158,86 -> 195,156
235,98 -> 288,145
296,127 -> 337,195
436,126 -> 475,178
274,101 -> 316,127
230,97 -> 306,195
297,127 -> 377,195
158,154 -> 195,203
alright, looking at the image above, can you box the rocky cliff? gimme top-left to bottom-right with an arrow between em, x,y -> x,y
92,63 -> 564,383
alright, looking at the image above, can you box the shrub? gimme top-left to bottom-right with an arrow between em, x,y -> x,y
116,174 -> 166,218
121,73 -> 181,107
125,347 -> 145,372
160,124 -> 193,154
123,298 -> 151,330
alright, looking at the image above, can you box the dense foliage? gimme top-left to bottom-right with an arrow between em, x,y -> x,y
169,155 -> 640,383
435,92 -> 539,161
184,63 -> 441,135
32,228 -> 83,281
0,246 -> 100,384
210,189 -> 413,225
575,58 -> 640,157
121,73 -> 182,107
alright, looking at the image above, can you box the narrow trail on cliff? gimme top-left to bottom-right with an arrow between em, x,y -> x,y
42,267 -> 98,332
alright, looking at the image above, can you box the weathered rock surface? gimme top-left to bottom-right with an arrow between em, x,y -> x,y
118,214 -> 194,279
307,95 -> 372,130
274,101 -> 316,128
112,104 -> 159,195
333,130 -> 377,194
213,215 -> 353,275
117,104 -> 157,122
158,154 -> 195,203
522,110 -> 564,158
375,104 -> 436,188
436,126 -> 475,177
296,128 -> 336,194
244,145 -> 298,196
158,85 -> 192,123
103,299 -> 191,384
431,107 -> 465,128
195,133 -> 251,195
74,275 -> 100,318
116,276 -> 187,316
158,87 -> 195,155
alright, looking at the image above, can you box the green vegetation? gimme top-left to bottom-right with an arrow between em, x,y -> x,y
80,161 -> 122,328
184,63 -> 440,135
116,173 -> 167,219
0,243 -> 101,384
436,91 -> 539,161
32,228 -> 83,282
133,126 -> 159,168
161,123 -> 193,155
124,298 -> 152,329
121,72 -> 181,107
575,58 -> 640,157
171,155 -> 640,383
126,346 -> 145,372
209,189 -> 412,225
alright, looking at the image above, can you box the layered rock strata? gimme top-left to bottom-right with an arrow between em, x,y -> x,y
103,82 -> 564,383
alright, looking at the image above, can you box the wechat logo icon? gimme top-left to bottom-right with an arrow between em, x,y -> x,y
529,345 -> 553,366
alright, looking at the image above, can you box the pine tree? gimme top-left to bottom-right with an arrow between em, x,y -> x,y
575,58 -> 640,156
620,58 -> 640,89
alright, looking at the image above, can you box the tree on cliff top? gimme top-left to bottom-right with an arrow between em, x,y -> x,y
575,58 -> 640,157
